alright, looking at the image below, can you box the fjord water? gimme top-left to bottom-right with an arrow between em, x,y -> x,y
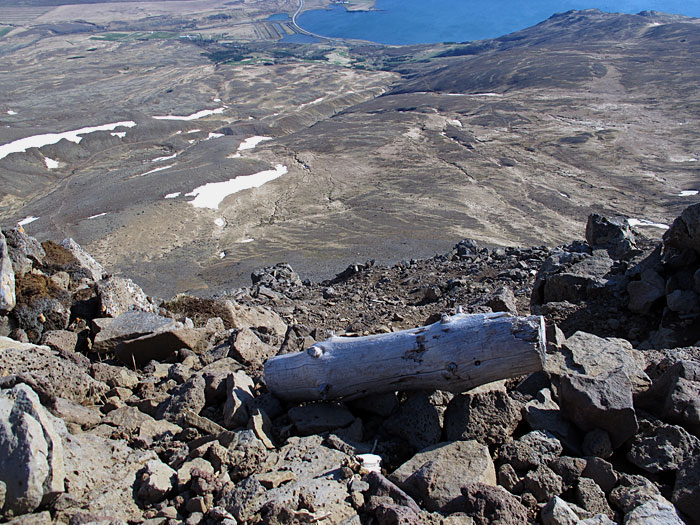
297,0 -> 700,44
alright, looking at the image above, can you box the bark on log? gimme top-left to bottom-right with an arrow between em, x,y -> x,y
264,312 -> 546,402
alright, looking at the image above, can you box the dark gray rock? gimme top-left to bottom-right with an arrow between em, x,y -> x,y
389,440 -> 496,512
627,419 -> 700,473
457,482 -> 529,524
609,474 -> 662,514
91,311 -> 181,354
576,478 -> 614,520
156,375 -> 206,423
485,287 -> 517,314
582,457 -> 617,494
444,389 -> 521,446
0,384 -> 64,517
522,464 -> 564,502
559,371 -> 638,448
3,228 -> 45,273
102,406 -> 180,444
97,276 -> 157,317
548,456 -> 587,489
582,429 -> 613,459
288,403 -> 354,436
383,391 -> 441,451
114,327 -> 202,366
672,454 -> 700,519
637,360 -> 700,435
628,270 -> 665,313
497,463 -> 522,493
373,503 -> 422,524
498,430 -> 563,471
586,214 -> 636,259
663,202 -> 700,256
547,331 -> 650,394
0,231 -> 16,312
350,392 -> 398,418
667,289 -> 699,313
523,388 -> 580,454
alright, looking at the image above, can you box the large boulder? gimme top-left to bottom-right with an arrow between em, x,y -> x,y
0,384 -> 64,517
547,331 -> 650,394
559,371 -> 638,448
0,231 -> 16,312
444,389 -> 522,446
0,337 -> 108,405
383,391 -> 442,451
91,310 -> 181,354
96,276 -> 156,317
389,440 -> 496,512
498,430 -> 563,471
663,203 -> 700,256
626,419 -> 700,473
585,214 -> 637,260
672,454 -> 700,520
221,435 -> 354,523
457,482 -> 529,523
636,360 -> 700,435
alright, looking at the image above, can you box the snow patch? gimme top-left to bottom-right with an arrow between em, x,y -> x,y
111,132 -> 126,138
299,96 -> 325,110
219,251 -> 226,259
628,218 -> 669,230
0,121 -> 136,161
7,110 -> 17,115
44,157 -> 59,169
238,238 -> 255,244
447,119 -> 462,127
88,212 -> 108,219
139,164 -> 174,177
164,192 -> 180,199
680,190 -> 699,197
153,153 -> 177,162
186,164 -> 288,210
205,132 -> 224,140
237,136 -> 272,151
18,216 -> 39,226
214,218 -> 226,227
187,129 -> 201,134
153,107 -> 226,121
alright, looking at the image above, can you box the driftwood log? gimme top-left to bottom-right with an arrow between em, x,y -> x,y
264,312 -> 546,402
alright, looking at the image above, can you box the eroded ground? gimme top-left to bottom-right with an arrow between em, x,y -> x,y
0,4 -> 698,297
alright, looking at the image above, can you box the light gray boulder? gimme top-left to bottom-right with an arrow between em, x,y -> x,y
0,231 -> 16,312
137,459 -> 176,503
624,496 -> 685,525
223,371 -> 255,429
58,238 -> 104,282
97,276 -> 157,318
0,384 -> 65,517
91,310 -> 181,354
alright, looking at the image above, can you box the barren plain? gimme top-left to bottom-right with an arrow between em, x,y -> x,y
0,1 -> 698,297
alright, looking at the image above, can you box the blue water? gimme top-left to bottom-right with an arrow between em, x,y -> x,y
297,0 -> 700,44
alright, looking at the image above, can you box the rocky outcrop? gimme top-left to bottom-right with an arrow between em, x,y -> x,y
0,212 -> 699,523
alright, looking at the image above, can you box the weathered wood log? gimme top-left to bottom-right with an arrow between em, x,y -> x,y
264,312 -> 546,402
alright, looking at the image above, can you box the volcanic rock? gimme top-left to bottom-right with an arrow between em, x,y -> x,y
383,391 -> 442,451
0,231 -> 16,312
97,276 -> 157,317
0,384 -> 65,517
389,440 -> 496,512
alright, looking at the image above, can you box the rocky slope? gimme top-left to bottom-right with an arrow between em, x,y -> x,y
1,204 -> 700,524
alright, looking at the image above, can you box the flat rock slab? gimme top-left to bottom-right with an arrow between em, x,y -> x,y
0,337 -> 108,405
92,311 -> 181,354
114,328 -> 199,366
287,403 -> 355,435
0,230 -> 16,312
548,331 -> 650,394
390,440 -> 496,512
